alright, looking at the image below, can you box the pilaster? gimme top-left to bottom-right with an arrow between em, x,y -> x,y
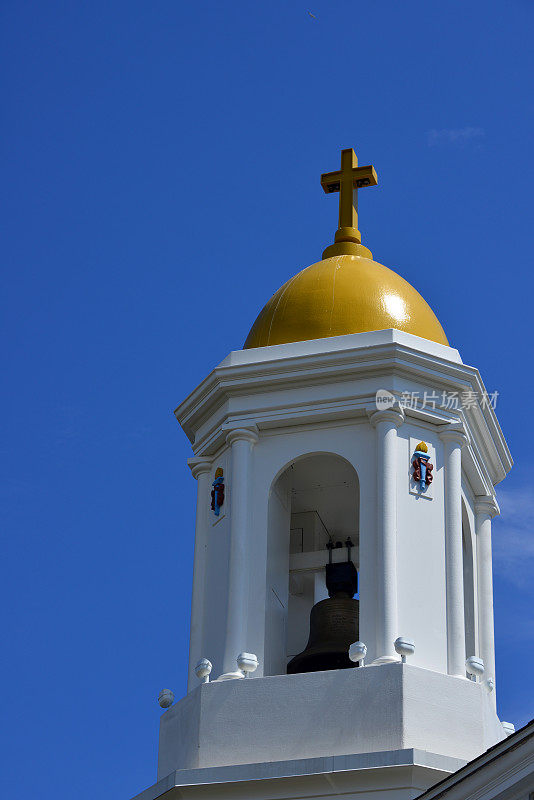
440,423 -> 469,677
369,406 -> 404,663
475,496 -> 499,706
187,458 -> 213,690
219,426 -> 259,678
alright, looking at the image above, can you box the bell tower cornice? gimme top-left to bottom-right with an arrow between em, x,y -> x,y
175,331 -> 511,490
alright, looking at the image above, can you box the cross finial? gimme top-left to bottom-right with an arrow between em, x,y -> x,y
320,148 -> 377,259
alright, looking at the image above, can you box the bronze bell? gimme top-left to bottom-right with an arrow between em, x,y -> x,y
287,548 -> 359,675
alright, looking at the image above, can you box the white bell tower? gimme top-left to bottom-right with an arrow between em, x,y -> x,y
129,150 -> 512,800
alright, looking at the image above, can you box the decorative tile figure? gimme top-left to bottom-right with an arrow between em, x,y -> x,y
211,467 -> 225,516
412,441 -> 433,491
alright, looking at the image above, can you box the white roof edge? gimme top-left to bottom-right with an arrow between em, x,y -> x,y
217,329 -> 463,368
129,748 -> 465,800
414,719 -> 534,799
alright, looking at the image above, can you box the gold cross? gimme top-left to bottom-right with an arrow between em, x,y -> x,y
321,148 -> 377,251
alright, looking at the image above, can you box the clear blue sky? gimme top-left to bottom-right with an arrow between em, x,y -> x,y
2,1 -> 533,798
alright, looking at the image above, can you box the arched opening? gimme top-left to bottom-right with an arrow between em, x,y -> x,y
462,502 -> 476,665
264,453 -> 360,676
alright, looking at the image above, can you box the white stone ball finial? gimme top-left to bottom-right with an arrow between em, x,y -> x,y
237,652 -> 258,677
349,641 -> 367,666
465,656 -> 484,682
195,658 -> 213,683
394,637 -> 415,663
158,689 -> 175,709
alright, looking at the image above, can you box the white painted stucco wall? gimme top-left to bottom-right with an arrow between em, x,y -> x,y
182,331 -> 510,687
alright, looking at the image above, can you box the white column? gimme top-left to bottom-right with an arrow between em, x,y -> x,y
440,423 -> 469,677
220,427 -> 258,677
370,407 -> 404,664
475,496 -> 499,706
186,458 -> 212,691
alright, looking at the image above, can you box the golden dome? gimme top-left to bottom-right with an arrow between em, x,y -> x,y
244,148 -> 449,350
244,253 -> 448,349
